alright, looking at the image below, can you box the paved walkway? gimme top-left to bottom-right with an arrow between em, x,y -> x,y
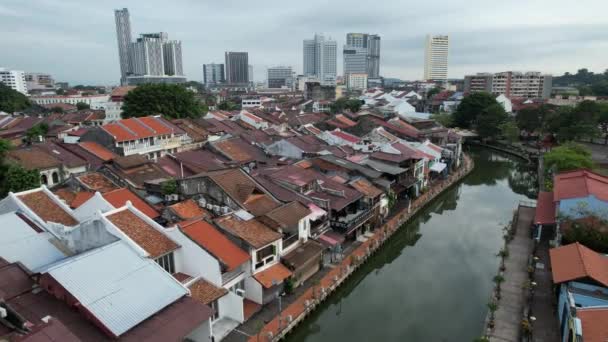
489,205 -> 535,342
530,241 -> 560,342
246,156 -> 474,342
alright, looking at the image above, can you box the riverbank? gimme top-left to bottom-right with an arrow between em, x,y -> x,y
249,155 -> 475,342
466,141 -> 537,164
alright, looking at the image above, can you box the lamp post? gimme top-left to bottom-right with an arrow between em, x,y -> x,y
272,279 -> 283,334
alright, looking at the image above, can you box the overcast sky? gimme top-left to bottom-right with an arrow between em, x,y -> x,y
2,0 -> 607,85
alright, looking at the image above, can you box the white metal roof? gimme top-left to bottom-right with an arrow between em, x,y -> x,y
0,212 -> 66,271
45,241 -> 188,337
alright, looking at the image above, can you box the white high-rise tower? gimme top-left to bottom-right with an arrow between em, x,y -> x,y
423,34 -> 449,82
114,8 -> 133,85
303,34 -> 337,86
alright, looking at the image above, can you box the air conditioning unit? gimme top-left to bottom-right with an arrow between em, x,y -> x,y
236,289 -> 245,297
206,203 -> 214,210
221,206 -> 230,214
198,198 -> 206,208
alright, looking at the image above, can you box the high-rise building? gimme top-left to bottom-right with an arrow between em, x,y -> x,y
423,34 -> 449,82
114,8 -> 133,85
224,52 -> 249,84
114,10 -> 184,85
267,66 -> 294,89
464,71 -> 553,99
303,34 -> 337,86
248,65 -> 253,84
345,33 -> 380,78
25,73 -> 55,90
346,73 -> 368,91
203,63 -> 225,87
0,68 -> 28,95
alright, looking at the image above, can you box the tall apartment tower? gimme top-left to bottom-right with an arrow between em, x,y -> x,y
423,34 -> 449,82
114,8 -> 133,85
267,66 -> 294,89
345,33 -> 380,78
0,68 -> 28,94
163,40 -> 183,76
203,63 -> 225,87
129,34 -> 165,76
224,52 -> 249,84
303,34 -> 337,86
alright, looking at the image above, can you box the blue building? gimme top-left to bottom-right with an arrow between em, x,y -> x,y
550,243 -> 608,341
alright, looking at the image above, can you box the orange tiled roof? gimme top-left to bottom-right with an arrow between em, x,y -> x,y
189,278 -> 228,305
253,263 -> 292,288
78,141 -> 117,161
70,191 -> 95,208
180,219 -> 250,272
215,215 -> 282,249
577,308 -> 608,342
77,173 -> 118,193
106,209 -> 178,258
549,242 -> 608,287
18,190 -> 78,226
102,123 -> 138,142
137,116 -> 174,135
102,188 -> 160,219
350,178 -> 383,198
169,199 -> 209,220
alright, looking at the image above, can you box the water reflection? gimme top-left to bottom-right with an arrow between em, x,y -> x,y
287,148 -> 536,342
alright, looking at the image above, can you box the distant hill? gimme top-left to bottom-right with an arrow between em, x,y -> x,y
553,68 -> 608,96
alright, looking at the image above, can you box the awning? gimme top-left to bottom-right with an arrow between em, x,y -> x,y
535,191 -> 556,225
307,203 -> 327,221
430,162 -> 447,173
253,263 -> 292,289
317,231 -> 345,248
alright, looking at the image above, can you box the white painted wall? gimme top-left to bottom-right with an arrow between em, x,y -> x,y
218,291 -> 245,323
74,192 -> 114,221
244,276 -> 263,305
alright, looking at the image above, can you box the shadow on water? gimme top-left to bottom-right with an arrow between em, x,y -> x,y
286,147 -> 537,342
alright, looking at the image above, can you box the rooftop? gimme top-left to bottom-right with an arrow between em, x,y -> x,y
102,188 -> 160,219
168,199 -> 209,221
554,170 -> 608,202
77,172 -> 119,193
549,242 -> 608,287
188,278 -> 228,305
215,215 -> 282,249
253,263 -> 292,288
17,189 -> 79,226
78,141 -> 117,161
7,147 -> 61,170
106,209 -> 178,258
179,219 -> 250,272
264,201 -> 311,232
534,191 -> 556,225
577,308 -> 608,342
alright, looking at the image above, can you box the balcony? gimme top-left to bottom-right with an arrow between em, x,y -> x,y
331,204 -> 377,234
310,220 -> 330,238
121,137 -> 182,155
222,264 -> 245,286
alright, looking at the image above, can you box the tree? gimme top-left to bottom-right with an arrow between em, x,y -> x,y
218,101 -> 238,111
553,101 -> 600,142
516,107 -> 543,133
161,179 -> 178,195
76,102 -> 90,110
476,103 -> 507,140
122,83 -> 204,119
0,83 -> 31,113
544,143 -> 594,173
56,88 -> 66,95
597,103 -> 608,144
453,92 -> 498,128
430,112 -> 453,127
426,87 -> 441,99
0,164 -> 40,197
24,123 -> 49,144
330,97 -> 363,114
500,120 -> 520,143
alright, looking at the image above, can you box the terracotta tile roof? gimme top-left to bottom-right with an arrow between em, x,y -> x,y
172,272 -> 193,284
371,142 -> 419,163
106,209 -> 178,258
137,116 -> 175,135
535,191 -> 556,225
53,188 -> 77,207
211,137 -> 262,163
215,215 -> 282,249
330,130 -> 361,144
282,240 -> 324,270
334,114 -> 357,127
7,147 -> 61,170
286,135 -> 325,153
180,219 -> 250,271
188,278 -> 228,305
349,178 -> 383,198
264,202 -> 311,231
554,170 -> 608,202
78,141 -> 117,161
169,199 -> 209,220
37,142 -> 87,168
70,191 -> 95,208
253,263 -> 292,288
549,242 -> 608,287
110,86 -> 136,99
102,123 -> 138,142
576,308 -> 608,342
77,172 -> 118,193
18,190 -> 78,226
243,194 -> 281,216
208,168 -> 280,215
103,188 -> 160,219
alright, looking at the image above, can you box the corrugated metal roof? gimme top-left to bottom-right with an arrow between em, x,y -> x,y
45,241 -> 187,337
0,212 -> 66,271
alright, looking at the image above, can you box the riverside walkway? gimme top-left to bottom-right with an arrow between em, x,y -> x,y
249,156 -> 474,342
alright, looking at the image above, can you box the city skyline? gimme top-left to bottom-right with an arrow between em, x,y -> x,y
1,0 -> 607,85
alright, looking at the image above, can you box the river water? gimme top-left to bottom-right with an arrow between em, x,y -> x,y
287,148 -> 538,342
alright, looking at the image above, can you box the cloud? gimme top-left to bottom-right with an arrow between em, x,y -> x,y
1,0 -> 607,84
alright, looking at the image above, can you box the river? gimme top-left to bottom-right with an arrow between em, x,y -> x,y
287,147 -> 538,342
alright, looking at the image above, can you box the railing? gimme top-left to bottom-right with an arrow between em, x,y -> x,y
331,207 -> 376,232
222,265 -> 245,285
310,221 -> 330,237
283,234 -> 300,251
122,137 -> 182,154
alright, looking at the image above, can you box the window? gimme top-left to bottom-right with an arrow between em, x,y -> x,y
255,244 -> 276,269
230,279 -> 245,296
41,174 -> 48,185
155,252 -> 175,274
51,172 -> 59,184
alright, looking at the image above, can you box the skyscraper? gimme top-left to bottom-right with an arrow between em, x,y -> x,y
224,52 -> 249,84
344,33 -> 381,79
129,34 -> 165,76
114,8 -> 132,85
267,66 -> 294,89
163,40 -> 183,76
423,35 -> 449,82
303,34 -> 337,86
203,63 -> 225,87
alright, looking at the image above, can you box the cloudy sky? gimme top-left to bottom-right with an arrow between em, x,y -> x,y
2,0 -> 607,85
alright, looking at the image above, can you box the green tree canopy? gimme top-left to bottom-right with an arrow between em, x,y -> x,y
500,119 -> 520,143
453,92 -> 498,128
76,102 -> 90,110
544,143 -> 594,173
0,83 -> 31,113
430,112 -> 453,128
0,164 -> 40,196
122,83 -> 203,119
554,102 -> 600,142
476,103 -> 507,139
330,98 -> 363,114
24,123 -> 49,145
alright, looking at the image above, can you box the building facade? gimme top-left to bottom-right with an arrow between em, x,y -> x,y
267,66 -> 294,89
163,40 -> 183,76
423,34 -> 449,82
25,73 -> 55,91
0,68 -> 28,94
464,71 -> 553,99
225,52 -> 249,85
203,63 -> 225,87
346,73 -> 368,90
303,34 -> 337,86
114,8 -> 132,85
345,33 -> 381,78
